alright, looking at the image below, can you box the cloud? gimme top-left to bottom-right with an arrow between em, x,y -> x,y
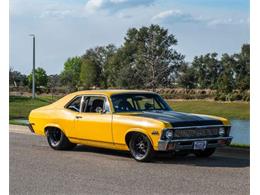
11,0 -> 156,19
84,0 -> 156,14
10,0 -> 84,19
152,9 -> 202,24
110,0 -> 128,3
207,18 -> 249,26
152,9 -> 249,26
151,10 -> 175,20
85,0 -> 104,13
40,9 -> 74,19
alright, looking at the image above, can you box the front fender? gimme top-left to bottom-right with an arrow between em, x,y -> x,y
125,128 -> 154,148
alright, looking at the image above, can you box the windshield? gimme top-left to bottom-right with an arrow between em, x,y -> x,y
111,93 -> 172,112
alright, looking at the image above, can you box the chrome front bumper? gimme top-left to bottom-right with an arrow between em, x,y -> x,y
158,136 -> 233,151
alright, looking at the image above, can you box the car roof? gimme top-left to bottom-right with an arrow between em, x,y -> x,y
52,90 -> 157,108
68,89 -> 156,97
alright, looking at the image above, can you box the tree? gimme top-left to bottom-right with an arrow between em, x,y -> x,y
177,63 -> 197,89
47,74 -> 61,99
80,44 -> 117,89
115,24 -> 185,90
217,54 -> 236,93
191,53 -> 222,89
9,68 -> 28,87
28,67 -> 48,91
60,57 -> 82,91
233,44 -> 250,91
107,47 -> 139,88
80,58 -> 98,89
100,44 -> 117,88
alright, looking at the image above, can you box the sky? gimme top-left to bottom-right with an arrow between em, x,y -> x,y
10,0 -> 250,75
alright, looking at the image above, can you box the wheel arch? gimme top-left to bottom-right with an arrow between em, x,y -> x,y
125,129 -> 154,149
44,124 -> 66,136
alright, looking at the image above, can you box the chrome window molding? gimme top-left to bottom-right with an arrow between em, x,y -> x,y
81,94 -> 111,113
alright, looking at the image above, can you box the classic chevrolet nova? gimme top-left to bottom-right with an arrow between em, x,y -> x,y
28,90 -> 232,162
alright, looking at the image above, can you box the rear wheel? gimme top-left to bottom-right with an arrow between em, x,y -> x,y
194,148 -> 216,157
46,128 -> 76,150
129,133 -> 154,162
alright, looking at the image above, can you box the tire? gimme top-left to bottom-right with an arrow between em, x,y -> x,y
129,133 -> 154,162
46,128 -> 76,150
194,148 -> 216,157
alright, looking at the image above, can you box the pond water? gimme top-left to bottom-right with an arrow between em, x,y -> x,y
230,119 -> 250,145
11,119 -> 250,145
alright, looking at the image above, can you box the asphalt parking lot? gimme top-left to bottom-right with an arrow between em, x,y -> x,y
9,125 -> 249,195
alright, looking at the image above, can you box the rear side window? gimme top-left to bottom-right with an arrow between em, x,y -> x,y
66,96 -> 82,112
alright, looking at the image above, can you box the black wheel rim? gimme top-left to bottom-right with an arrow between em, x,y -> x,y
48,129 -> 61,147
132,135 -> 149,159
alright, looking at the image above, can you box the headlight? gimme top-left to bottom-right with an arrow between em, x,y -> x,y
165,130 -> 174,139
219,127 -> 225,136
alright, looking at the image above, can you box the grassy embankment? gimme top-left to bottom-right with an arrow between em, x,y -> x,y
10,95 -> 249,122
167,100 -> 249,120
9,96 -> 249,147
9,96 -> 59,124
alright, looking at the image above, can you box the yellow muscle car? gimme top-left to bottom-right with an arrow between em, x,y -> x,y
28,90 -> 232,162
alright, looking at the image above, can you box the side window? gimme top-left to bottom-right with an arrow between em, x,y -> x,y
67,96 -> 82,112
82,96 -> 109,113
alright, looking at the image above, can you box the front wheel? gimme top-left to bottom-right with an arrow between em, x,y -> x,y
46,128 -> 76,150
129,133 -> 154,162
194,148 -> 216,157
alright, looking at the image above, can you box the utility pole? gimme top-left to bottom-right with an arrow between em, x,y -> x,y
29,34 -> 36,99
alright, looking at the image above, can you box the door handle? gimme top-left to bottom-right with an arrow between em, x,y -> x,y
75,115 -> 82,119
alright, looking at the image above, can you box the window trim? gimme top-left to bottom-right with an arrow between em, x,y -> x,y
80,94 -> 111,114
110,93 -> 172,113
64,95 -> 83,113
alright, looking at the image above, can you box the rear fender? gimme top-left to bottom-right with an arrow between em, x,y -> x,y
44,123 -> 66,136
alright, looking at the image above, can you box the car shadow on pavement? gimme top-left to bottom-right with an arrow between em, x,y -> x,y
153,153 -> 249,168
72,145 -> 131,158
72,145 -> 249,168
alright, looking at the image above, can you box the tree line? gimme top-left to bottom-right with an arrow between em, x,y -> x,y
9,24 -> 250,100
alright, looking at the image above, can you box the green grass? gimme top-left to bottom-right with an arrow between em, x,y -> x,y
9,96 -> 59,119
229,143 -> 250,148
167,100 -> 249,120
9,96 -> 249,120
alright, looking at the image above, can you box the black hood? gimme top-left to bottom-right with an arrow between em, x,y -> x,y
135,111 -> 223,127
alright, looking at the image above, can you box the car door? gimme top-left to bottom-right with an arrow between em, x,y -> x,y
73,95 -> 113,144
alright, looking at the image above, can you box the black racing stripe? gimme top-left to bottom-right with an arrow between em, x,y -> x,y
169,120 -> 222,127
134,111 -> 223,127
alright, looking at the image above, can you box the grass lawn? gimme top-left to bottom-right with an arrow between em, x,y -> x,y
9,96 -> 59,120
168,100 -> 249,120
9,96 -> 249,120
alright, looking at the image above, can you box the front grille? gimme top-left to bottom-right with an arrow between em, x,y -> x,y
174,127 -> 219,139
